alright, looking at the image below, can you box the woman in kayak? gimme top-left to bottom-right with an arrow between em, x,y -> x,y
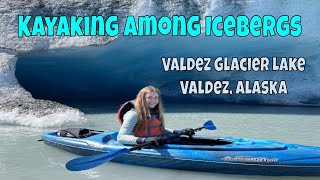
117,85 -> 194,145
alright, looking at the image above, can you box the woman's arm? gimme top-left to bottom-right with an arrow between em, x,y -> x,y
117,110 -> 139,145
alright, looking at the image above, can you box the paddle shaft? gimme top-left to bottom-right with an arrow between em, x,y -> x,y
130,134 -> 181,151
193,126 -> 205,132
134,124 -> 211,150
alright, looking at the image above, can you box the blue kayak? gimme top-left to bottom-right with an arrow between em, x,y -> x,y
41,130 -> 320,176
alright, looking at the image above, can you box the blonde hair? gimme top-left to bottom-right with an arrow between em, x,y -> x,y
134,86 -> 164,131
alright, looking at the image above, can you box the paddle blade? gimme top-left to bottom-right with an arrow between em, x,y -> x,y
66,148 -> 130,171
204,120 -> 216,130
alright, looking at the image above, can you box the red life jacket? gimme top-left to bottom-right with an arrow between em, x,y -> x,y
117,101 -> 165,137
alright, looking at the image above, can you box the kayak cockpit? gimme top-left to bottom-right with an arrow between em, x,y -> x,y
162,136 -> 287,151
178,136 -> 232,146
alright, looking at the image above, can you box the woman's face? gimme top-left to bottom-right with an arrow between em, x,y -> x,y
145,92 -> 159,108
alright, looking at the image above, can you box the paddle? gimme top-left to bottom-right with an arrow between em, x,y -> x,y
194,120 -> 216,131
66,120 -> 216,171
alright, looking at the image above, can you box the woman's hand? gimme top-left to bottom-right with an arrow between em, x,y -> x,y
173,128 -> 195,136
136,137 -> 164,146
